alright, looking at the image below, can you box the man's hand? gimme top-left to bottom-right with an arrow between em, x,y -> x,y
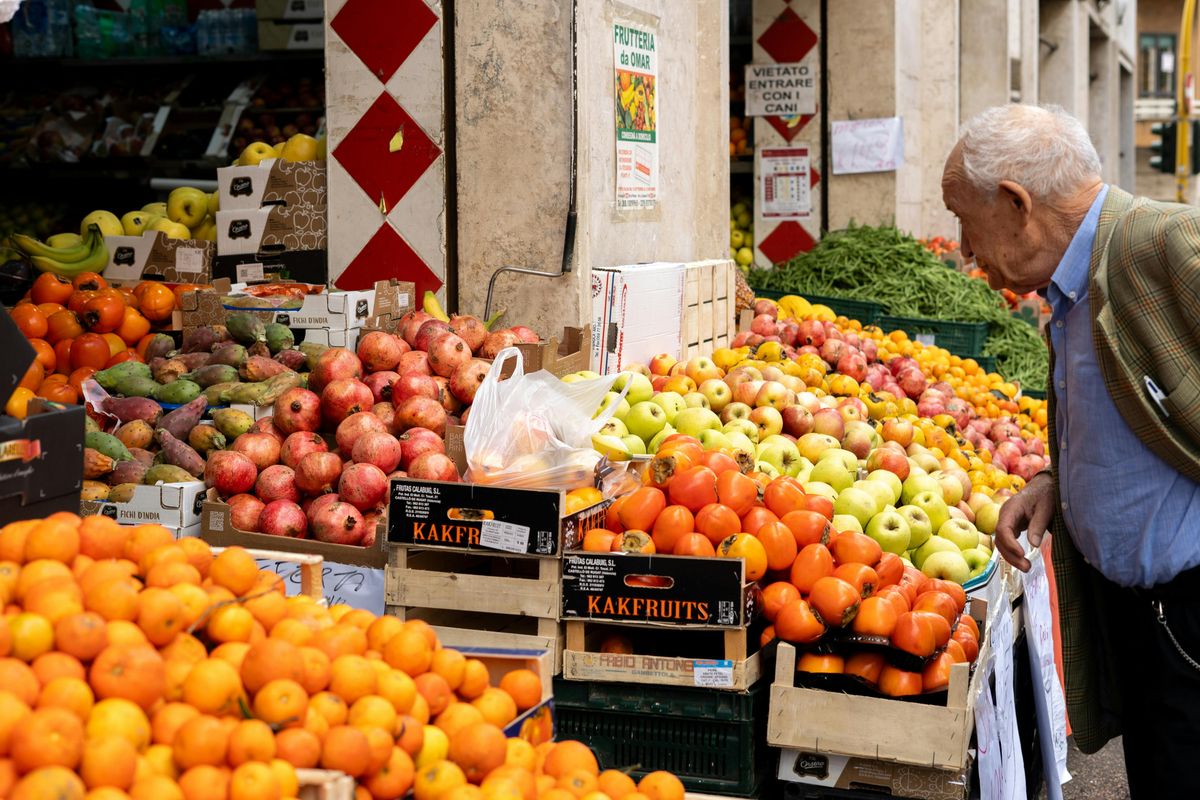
994,471 -> 1055,572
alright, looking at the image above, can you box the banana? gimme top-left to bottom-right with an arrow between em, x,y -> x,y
422,290 -> 450,322
12,224 -> 100,263
29,227 -> 108,277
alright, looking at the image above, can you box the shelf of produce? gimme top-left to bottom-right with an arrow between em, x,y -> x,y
751,290 -> 884,325
876,315 -> 989,359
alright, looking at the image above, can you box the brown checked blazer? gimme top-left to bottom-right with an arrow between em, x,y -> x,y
1048,185 -> 1200,754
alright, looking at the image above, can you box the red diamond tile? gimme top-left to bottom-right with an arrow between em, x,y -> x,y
758,221 -> 815,265
765,110 -> 816,143
334,93 -> 441,209
336,223 -> 443,296
757,6 -> 818,63
332,0 -> 437,82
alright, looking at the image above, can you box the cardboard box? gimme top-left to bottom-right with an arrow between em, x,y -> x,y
257,19 -> 323,50
777,748 -> 972,800
0,400 -> 84,526
201,488 -> 388,569
302,327 -> 361,349
103,231 -> 214,285
560,551 -> 757,628
590,262 -> 684,375
255,0 -> 322,20
463,646 -> 555,744
79,481 -> 207,528
217,159 -> 327,211
213,251 -> 328,286
515,327 -> 590,377
216,205 -> 326,257
182,279 -> 413,332
387,478 -> 611,557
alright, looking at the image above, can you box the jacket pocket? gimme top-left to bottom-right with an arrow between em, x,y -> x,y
1162,366 -> 1200,446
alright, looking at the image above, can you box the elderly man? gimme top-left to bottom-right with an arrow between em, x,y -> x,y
942,104 -> 1200,796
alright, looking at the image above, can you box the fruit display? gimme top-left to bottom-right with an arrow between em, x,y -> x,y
729,201 -> 754,270
0,513 -> 690,800
0,201 -> 69,261
729,116 -> 752,158
233,132 -> 325,168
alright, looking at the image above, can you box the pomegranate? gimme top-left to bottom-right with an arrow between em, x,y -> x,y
309,348 -> 363,393
205,451 -> 258,497
398,427 -> 445,470
296,451 -> 344,495
226,493 -> 266,532
352,431 -> 403,473
249,417 -> 286,443
393,373 -> 439,404
433,376 -> 463,415
460,406 -> 471,426
398,310 -> 433,346
336,411 -> 387,456
413,319 -> 452,353
428,332 -> 471,378
312,501 -> 366,545
750,314 -> 778,337
256,464 -> 301,504
258,500 -> 308,538
397,350 -> 433,376
338,463 -> 389,511
408,452 -> 460,482
449,359 -> 489,405
394,396 -> 447,437
231,432 -> 281,471
508,325 -> 539,344
387,470 -> 407,481
448,314 -> 487,352
356,330 -> 403,372
820,338 -> 848,366
361,514 -> 381,547
273,387 -> 322,434
306,492 -> 340,523
753,299 -> 778,319
280,431 -> 328,470
372,402 -> 396,428
480,331 -> 519,359
321,378 -> 375,427
364,371 -> 400,404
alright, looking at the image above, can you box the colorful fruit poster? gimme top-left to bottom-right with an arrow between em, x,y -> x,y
614,20 -> 658,210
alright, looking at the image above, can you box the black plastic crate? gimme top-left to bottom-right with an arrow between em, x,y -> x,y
552,678 -> 772,797
876,315 -> 989,358
751,289 -> 884,325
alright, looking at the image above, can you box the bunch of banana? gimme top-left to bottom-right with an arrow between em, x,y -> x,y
773,294 -> 814,321
11,224 -> 108,277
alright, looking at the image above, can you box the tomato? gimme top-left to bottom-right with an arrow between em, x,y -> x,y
912,591 -> 959,626
10,304 -> 47,339
828,531 -> 882,567
833,563 -> 879,598
667,466 -> 719,513
809,576 -> 861,627
69,333 -> 112,371
717,533 -> 768,581
878,665 -> 923,697
740,506 -> 779,537
917,579 -> 967,614
611,530 -> 655,554
672,532 -> 715,557
617,487 -> 666,531
780,510 -> 832,549
694,503 -> 740,546
138,282 -> 176,323
72,272 -> 107,292
802,493 -> 834,520
697,451 -> 739,476
715,470 -> 757,516
790,543 -> 834,594
760,581 -> 801,623
773,598 -> 826,644
845,652 -> 885,685
763,477 -> 806,517
797,652 -> 844,675
45,310 -> 84,344
756,521 -> 798,573
850,595 -> 898,638
874,552 -> 904,588
650,505 -> 694,554
921,651 -> 956,692
115,307 -> 151,346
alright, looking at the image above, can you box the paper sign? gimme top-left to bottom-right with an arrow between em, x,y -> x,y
989,585 -> 1027,800
975,656 -> 1004,800
236,263 -> 265,283
759,147 -> 811,220
175,247 -> 205,273
915,333 -> 936,346
479,520 -> 532,554
831,117 -> 904,174
1024,551 -> 1072,795
614,20 -> 658,210
744,63 -> 815,117
255,558 -> 384,615
693,660 -> 734,687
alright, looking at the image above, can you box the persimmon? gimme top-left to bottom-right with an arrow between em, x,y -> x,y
912,591 -> 959,625
53,339 -> 73,374
67,290 -> 95,315
611,530 -> 655,554
81,296 -> 124,334
650,505 -> 693,554
137,284 -> 175,323
645,450 -> 693,489
922,651 -> 956,692
72,273 -> 107,292
694,503 -> 740,546
762,478 -> 806,518
10,305 -> 47,340
845,652 -> 886,685
944,638 -> 968,663
917,579 -> 967,614
717,533 -> 767,581
715,470 -> 757,516
802,493 -> 834,520
666,466 -> 718,513
172,284 -> 207,306
773,598 -> 825,644
760,581 -> 801,622
604,496 -> 627,533
808,576 -> 860,627
617,487 -> 666,532
104,350 -> 142,369
30,274 -> 73,306
878,665 -> 923,697
37,382 -> 78,405
697,451 -> 739,475
18,361 -> 42,392
875,585 -> 911,616
833,563 -> 879,598
581,529 -> 617,552
780,510 -> 832,548
28,339 -> 55,373
851,596 -> 898,638
828,531 -> 882,566
892,612 -> 939,658
755,521 -> 798,572
739,506 -> 779,537
953,627 -> 980,663
796,652 -> 844,674
671,533 -> 715,557
874,552 -> 904,588
115,308 -> 151,345
789,543 -> 834,594
69,334 -> 111,371
956,613 -> 980,641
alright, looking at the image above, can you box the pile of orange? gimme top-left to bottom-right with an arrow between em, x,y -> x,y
0,512 -> 684,800
6,273 -> 209,416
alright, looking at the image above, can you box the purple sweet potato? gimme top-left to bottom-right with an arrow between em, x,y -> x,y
154,428 -> 206,477
156,396 -> 208,441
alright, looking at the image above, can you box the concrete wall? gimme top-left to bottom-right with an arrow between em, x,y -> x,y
454,0 -> 729,337
961,0 -> 1013,121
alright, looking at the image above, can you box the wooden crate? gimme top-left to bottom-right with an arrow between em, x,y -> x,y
296,768 -> 354,800
212,546 -> 323,600
680,259 -> 737,360
562,620 -> 762,691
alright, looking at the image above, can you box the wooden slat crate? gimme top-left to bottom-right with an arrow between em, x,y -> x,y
212,546 -> 324,600
297,768 -> 355,800
680,259 -> 738,360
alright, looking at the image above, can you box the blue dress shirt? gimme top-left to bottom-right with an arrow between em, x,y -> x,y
1047,184 -> 1200,587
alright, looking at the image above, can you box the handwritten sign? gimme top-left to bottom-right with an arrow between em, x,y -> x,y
831,117 -> 904,174
1024,551 -> 1072,796
255,558 -> 384,615
975,656 -> 1004,800
744,63 -> 816,117
989,585 -> 1027,800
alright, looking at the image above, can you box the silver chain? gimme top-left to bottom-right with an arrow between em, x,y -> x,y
1154,600 -> 1200,674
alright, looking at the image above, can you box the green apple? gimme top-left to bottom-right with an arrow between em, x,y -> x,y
974,502 -> 1000,535
597,418 -> 628,438
673,407 -> 722,438
865,470 -> 902,504
758,439 -> 804,477
900,554 -> 914,567
865,509 -> 912,555
852,480 -> 893,515
725,431 -> 756,452
832,514 -> 864,534
909,490 -> 950,534
920,549 -> 971,583
797,433 -> 840,463
818,448 -> 859,472
647,425 -> 676,453
833,487 -> 878,528
938,518 -> 980,551
698,379 -> 732,412
620,434 -> 647,456
683,392 -> 711,410
896,505 -> 933,550
624,401 -> 668,442
756,460 -> 782,480
80,210 -> 124,237
238,141 -> 276,166
697,430 -> 733,451
961,547 -> 992,579
598,392 -> 631,421
167,187 -> 209,228
912,535 -> 959,569
901,472 -> 942,505
591,434 -> 632,461
931,471 -> 965,506
803,482 -> 837,500
809,458 -> 852,492
722,418 -> 759,443
612,371 -> 653,405
650,392 -> 687,424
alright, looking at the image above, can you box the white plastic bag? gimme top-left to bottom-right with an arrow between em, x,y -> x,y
463,348 -> 623,490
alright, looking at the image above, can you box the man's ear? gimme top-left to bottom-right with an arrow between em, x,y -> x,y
997,180 -> 1033,222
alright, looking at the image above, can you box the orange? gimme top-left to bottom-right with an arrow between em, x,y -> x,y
135,587 -> 186,647
242,589 -> 286,631
227,719 -> 276,766
54,612 -> 108,661
86,699 -> 150,751
239,639 -> 304,694
309,691 -> 349,726
558,769 -> 599,797
297,647 -> 331,694
86,579 -> 140,622
253,679 -> 308,728
0,520 -> 37,563
32,651 -> 84,684
498,669 -> 542,712
481,765 -> 534,799
80,736 -> 138,790
542,741 -> 599,779
274,728 -> 321,768
597,770 -> 638,799
0,691 -> 32,754
430,648 -> 466,690
206,604 -> 254,644
209,548 -> 258,596
38,677 -> 94,719
210,642 -> 251,671
363,746 -> 415,800
448,721 -> 507,783
320,725 -> 371,777
176,538 -> 213,578
377,669 -> 417,715
177,765 -> 229,800
329,654 -> 377,704
435,702 -> 485,738
637,771 -> 684,800
151,703 -> 200,746
413,760 -> 468,800
414,672 -> 452,717
0,658 -> 39,705
268,759 -> 298,798
24,519 -> 80,564
10,766 -> 86,800
172,715 -> 228,769
229,761 -> 280,800
11,707 -> 84,771
365,616 -> 404,653
145,562 -> 201,589
182,658 -> 244,717
89,644 -> 165,710
471,687 -> 517,728
122,526 -> 173,567
9,612 -> 54,661
348,694 -> 397,734
129,775 -> 184,800
381,628 -> 432,677
310,624 -> 368,660
362,725 -> 393,773
23,579 -> 84,624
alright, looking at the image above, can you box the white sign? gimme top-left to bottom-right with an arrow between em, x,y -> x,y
759,147 -> 811,219
744,63 -> 816,117
990,586 -> 1027,800
1024,551 -> 1072,796
693,659 -> 734,688
175,247 -> 206,274
479,520 -> 532,555
614,21 -> 659,210
236,263 -> 265,283
831,117 -> 904,174
976,657 -> 1004,800
255,558 -> 384,615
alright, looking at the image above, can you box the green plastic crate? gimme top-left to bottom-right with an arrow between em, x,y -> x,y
877,314 -> 989,358
975,355 -> 997,374
552,678 -> 772,797
750,289 -> 883,325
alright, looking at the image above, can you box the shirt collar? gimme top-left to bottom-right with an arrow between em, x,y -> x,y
1048,184 -> 1109,307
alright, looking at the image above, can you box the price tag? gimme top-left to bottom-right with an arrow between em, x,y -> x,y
693,660 -> 734,688
479,520 -> 531,554
236,263 -> 265,283
175,247 -> 205,274
915,333 -> 937,346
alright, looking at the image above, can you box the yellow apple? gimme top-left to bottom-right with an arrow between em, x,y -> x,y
272,142 -> 286,156
316,135 -> 326,160
167,187 -> 209,229
238,141 -> 276,167
142,202 -> 167,217
80,210 -> 124,238
148,217 -> 192,240
191,216 -> 217,242
280,133 -> 318,162
47,233 -> 82,248
121,210 -> 154,236
206,192 -> 219,217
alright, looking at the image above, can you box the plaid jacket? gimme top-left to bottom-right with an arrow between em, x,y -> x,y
1050,186 -> 1200,753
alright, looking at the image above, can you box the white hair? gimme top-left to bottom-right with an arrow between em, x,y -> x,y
958,104 -> 1101,200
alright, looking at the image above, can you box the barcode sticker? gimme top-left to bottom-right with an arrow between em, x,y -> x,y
480,520 -> 531,554
237,263 -> 265,283
693,660 -> 734,687
176,248 -> 205,273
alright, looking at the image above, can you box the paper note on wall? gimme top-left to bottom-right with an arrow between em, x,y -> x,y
830,117 -> 904,174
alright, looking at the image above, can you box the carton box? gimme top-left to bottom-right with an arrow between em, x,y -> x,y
560,551 -> 757,628
0,400 -> 84,526
777,748 -> 972,800
217,159 -> 327,211
212,251 -> 328,286
216,205 -> 326,257
181,279 -> 414,332
257,19 -> 323,50
79,481 -> 207,528
515,327 -> 590,377
590,262 -> 684,375
103,231 -> 214,285
302,327 -> 361,349
387,478 -> 611,557
255,0 -> 322,20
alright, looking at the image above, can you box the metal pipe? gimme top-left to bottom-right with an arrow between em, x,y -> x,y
484,0 -> 578,321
